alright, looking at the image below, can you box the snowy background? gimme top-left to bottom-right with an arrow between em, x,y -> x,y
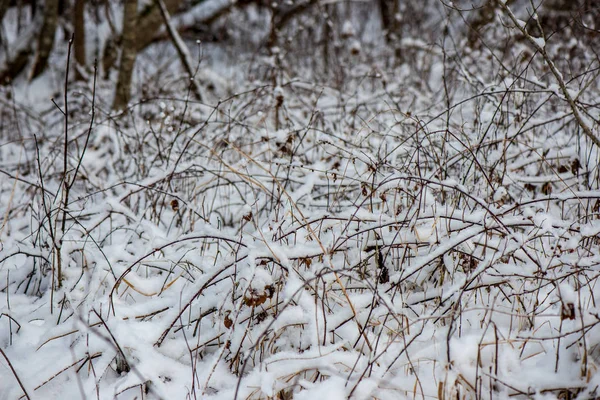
1,0 -> 600,399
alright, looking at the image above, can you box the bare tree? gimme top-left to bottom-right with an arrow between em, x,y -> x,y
0,12 -> 40,84
73,0 -> 86,80
380,0 -> 395,34
29,0 -> 60,80
103,0 -> 185,75
379,0 -> 401,59
112,0 -> 138,110
156,0 -> 203,101
0,0 -> 9,37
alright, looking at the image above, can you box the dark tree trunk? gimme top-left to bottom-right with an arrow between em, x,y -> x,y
73,0 -> 86,80
0,0 -> 9,48
0,0 -> 9,28
103,0 -> 184,75
112,0 -> 138,110
29,0 -> 60,80
379,0 -> 396,40
467,0 -> 516,47
379,0 -> 401,60
0,11 -> 40,84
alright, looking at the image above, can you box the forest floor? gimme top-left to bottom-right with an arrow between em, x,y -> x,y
2,6 -> 600,399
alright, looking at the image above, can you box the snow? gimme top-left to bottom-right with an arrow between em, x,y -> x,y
341,20 -> 355,38
2,1 -> 600,399
532,36 -> 546,49
294,376 -> 347,400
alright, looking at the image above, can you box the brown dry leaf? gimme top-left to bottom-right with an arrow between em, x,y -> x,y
224,314 -> 233,329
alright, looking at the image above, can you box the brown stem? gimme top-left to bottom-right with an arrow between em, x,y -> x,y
0,348 -> 31,400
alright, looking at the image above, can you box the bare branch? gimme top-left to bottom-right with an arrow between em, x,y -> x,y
496,0 -> 600,147
156,0 -> 204,102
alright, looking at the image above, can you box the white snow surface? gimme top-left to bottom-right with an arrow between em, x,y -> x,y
2,4 -> 600,400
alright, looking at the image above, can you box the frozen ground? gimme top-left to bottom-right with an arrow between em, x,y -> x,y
2,2 -> 600,399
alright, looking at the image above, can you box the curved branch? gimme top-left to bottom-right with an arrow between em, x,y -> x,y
496,0 -> 600,148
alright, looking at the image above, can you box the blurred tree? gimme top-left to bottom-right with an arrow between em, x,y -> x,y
112,0 -> 137,110
30,0 -> 60,80
0,0 -> 9,53
539,0 -> 594,32
0,0 -> 9,32
379,0 -> 401,59
103,0 -> 185,76
73,0 -> 86,80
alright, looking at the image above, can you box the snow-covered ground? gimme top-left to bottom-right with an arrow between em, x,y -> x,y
2,1 -> 600,399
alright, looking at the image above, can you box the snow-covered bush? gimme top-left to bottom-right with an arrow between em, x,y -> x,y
1,1 -> 600,399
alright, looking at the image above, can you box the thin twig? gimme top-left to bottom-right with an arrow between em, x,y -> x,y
496,0 -> 600,147
0,347 -> 31,400
155,0 -> 203,102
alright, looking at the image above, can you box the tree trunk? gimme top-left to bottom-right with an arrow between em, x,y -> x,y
103,0 -> 184,75
29,0 -> 60,80
73,0 -> 86,80
540,0 -> 586,31
102,0 -> 254,75
135,0 -> 183,53
0,0 -> 9,31
156,0 -> 203,101
379,0 -> 396,40
0,11 -> 41,84
0,46 -> 32,84
379,0 -> 401,60
0,0 -> 9,48
467,0 -> 517,47
112,0 -> 138,111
